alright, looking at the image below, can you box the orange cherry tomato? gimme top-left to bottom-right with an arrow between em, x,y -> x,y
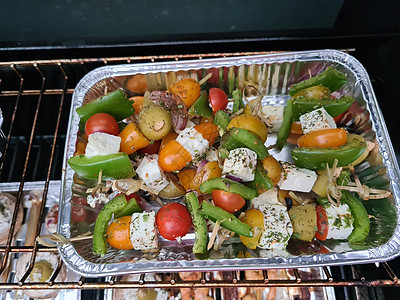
74,139 -> 87,156
119,122 -> 150,154
160,131 -> 178,150
177,168 -> 197,191
211,190 -> 245,213
286,133 -> 303,145
168,78 -> 201,108
106,216 -> 133,250
126,74 -> 148,94
130,96 -> 144,113
315,206 -> 329,241
297,128 -> 347,148
290,121 -> 303,134
158,140 -> 192,172
158,123 -> 218,172
194,122 -> 219,145
190,161 -> 222,193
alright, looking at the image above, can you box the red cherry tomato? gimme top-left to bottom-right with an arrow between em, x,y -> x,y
315,205 -> 329,241
71,197 -> 88,223
333,112 -> 345,123
85,113 -> 119,136
137,139 -> 161,155
211,190 -> 245,213
156,203 -> 192,241
209,88 -> 228,114
125,192 -> 143,209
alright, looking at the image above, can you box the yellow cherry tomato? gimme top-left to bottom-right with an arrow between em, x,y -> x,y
190,161 -> 222,193
261,155 -> 282,186
239,209 -> 264,249
227,114 -> 268,143
177,168 -> 197,191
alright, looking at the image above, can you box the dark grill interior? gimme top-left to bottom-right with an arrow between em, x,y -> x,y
0,52 -> 399,299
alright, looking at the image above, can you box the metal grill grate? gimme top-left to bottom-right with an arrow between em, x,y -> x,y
0,53 -> 399,295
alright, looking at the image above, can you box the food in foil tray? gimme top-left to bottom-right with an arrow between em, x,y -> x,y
0,187 -> 79,299
113,273 -> 170,300
61,52 -> 397,274
0,192 -> 23,245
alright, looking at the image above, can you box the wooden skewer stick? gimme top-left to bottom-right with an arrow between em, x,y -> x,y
25,192 -> 42,247
199,73 -> 212,86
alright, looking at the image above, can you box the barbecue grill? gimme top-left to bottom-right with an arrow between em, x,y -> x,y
0,1 -> 399,299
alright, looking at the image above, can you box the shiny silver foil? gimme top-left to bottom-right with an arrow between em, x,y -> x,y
59,50 -> 400,277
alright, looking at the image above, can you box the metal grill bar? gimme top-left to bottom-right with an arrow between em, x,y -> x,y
0,52 -> 398,292
0,89 -> 75,97
0,246 -> 58,252
0,278 -> 398,290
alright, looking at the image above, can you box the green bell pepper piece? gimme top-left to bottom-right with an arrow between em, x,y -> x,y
199,177 -> 258,200
188,90 -> 213,117
114,195 -> 142,219
76,89 -> 135,130
341,191 -> 370,244
68,153 -> 135,180
288,67 -> 348,96
292,134 -> 367,170
220,128 -> 269,160
292,96 -> 354,121
93,194 -> 128,255
276,99 -> 294,151
198,201 -> 253,237
232,89 -> 244,113
245,165 -> 274,194
184,192 -> 208,254
214,110 -> 231,133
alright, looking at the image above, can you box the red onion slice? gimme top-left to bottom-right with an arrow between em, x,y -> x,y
196,159 -> 209,174
225,174 -> 242,183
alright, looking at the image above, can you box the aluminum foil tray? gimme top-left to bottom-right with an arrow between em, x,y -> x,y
59,50 -> 400,277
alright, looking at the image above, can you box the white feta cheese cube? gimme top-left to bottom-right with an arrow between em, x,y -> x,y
176,127 -> 209,162
251,187 -> 280,208
278,162 -> 317,193
325,203 -> 354,240
299,107 -> 336,134
222,148 -> 257,182
130,211 -> 158,250
260,106 -> 284,133
85,132 -> 121,157
136,154 -> 169,192
257,203 -> 293,250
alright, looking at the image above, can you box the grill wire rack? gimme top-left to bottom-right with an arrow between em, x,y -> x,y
0,51 -> 399,299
